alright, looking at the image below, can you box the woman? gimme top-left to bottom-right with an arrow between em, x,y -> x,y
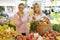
31,3 -> 50,24
14,3 -> 29,35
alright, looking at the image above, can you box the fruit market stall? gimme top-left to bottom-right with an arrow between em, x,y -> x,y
0,0 -> 60,40
0,12 -> 60,40
0,17 -> 60,40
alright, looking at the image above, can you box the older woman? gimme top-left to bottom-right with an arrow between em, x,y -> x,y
14,3 -> 29,35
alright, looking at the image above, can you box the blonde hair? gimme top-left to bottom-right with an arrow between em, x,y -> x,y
33,3 -> 42,15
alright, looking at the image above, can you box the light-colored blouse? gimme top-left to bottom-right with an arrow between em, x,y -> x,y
14,13 -> 29,35
30,13 -> 47,21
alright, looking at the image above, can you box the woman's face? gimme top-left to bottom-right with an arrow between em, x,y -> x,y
34,5 -> 40,13
18,5 -> 24,11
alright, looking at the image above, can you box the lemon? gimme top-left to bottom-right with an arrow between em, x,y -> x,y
10,21 -> 15,25
27,22 -> 31,29
56,36 -> 60,40
0,26 -> 2,30
3,25 -> 9,30
44,22 -> 47,24
10,27 -> 14,31
2,37 -> 6,40
0,38 -> 2,40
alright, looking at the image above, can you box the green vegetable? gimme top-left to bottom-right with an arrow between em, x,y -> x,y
52,24 -> 60,33
30,21 -> 38,32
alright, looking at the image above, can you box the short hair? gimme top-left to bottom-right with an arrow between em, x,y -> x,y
18,3 -> 24,7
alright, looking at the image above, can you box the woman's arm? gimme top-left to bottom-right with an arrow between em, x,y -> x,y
28,15 -> 36,22
14,14 -> 20,27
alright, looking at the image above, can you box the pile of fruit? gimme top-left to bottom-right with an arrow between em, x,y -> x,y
37,20 -> 49,27
17,30 -> 60,40
42,30 -> 60,40
0,17 -> 9,25
0,24 -> 60,40
17,33 -> 42,40
0,25 -> 17,40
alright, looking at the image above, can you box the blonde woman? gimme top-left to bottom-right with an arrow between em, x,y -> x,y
31,3 -> 50,24
14,3 -> 29,35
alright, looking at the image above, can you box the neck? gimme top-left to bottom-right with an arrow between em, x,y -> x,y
35,12 -> 40,15
19,10 -> 23,13
19,11 -> 23,14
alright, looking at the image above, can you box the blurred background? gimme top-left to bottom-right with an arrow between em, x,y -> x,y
0,0 -> 60,23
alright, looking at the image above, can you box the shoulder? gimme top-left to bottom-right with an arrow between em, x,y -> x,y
14,12 -> 19,18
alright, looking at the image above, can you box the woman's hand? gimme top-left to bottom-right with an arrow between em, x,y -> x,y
32,16 -> 36,20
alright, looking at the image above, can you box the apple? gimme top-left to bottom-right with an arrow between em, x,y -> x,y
17,35 -> 23,40
46,36 -> 50,40
48,34 -> 52,37
23,36 -> 26,40
49,36 -> 55,40
43,33 -> 47,37
29,33 -> 34,39
32,38 -> 36,40
17,37 -> 23,40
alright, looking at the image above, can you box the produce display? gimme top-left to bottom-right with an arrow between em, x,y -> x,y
42,30 -> 60,40
0,24 -> 43,40
0,16 -> 9,25
0,25 -> 17,40
0,24 -> 60,40
52,24 -> 60,33
17,33 -> 42,40
0,12 -> 60,40
0,16 -> 15,26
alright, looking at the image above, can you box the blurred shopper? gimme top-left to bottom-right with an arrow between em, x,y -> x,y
29,7 -> 34,15
14,3 -> 29,35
